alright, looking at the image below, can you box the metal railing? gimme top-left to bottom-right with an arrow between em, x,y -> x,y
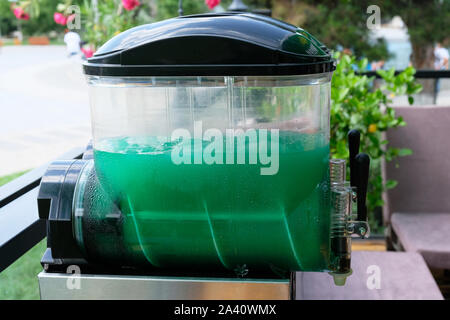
0,147 -> 84,273
360,69 -> 450,79
360,70 -> 450,105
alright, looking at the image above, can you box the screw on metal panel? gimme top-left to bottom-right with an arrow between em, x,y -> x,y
234,264 -> 249,278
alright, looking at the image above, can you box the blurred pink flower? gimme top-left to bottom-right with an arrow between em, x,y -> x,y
205,0 -> 221,10
122,0 -> 140,11
82,48 -> 95,58
54,12 -> 67,25
13,7 -> 30,20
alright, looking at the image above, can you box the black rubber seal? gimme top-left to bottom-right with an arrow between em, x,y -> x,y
83,61 -> 336,77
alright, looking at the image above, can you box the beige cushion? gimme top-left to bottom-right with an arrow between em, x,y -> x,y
391,212 -> 450,269
383,106 -> 450,224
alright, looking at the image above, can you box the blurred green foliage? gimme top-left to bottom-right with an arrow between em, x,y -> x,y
0,0 -> 15,35
1,0 -> 68,36
81,0 -> 151,49
273,0 -> 390,61
155,0 -> 206,20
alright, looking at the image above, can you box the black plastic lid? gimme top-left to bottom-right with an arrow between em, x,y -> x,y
83,13 -> 335,77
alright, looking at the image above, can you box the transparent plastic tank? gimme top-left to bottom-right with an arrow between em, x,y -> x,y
73,73 -> 333,274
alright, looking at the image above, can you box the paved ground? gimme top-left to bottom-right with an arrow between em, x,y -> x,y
0,46 -> 91,176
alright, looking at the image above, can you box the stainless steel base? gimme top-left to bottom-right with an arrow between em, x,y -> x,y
38,271 -> 292,300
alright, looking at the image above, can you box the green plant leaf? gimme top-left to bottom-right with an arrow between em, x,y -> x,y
398,148 -> 413,156
385,179 -> 398,190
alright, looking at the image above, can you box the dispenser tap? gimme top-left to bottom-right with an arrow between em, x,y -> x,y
328,130 -> 371,285
355,153 -> 370,223
347,129 -> 360,189
347,130 -> 370,239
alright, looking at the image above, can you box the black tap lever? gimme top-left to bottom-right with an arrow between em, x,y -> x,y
347,130 -> 360,188
355,153 -> 370,222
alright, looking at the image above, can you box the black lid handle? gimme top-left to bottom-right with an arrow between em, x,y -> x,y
355,153 -> 370,222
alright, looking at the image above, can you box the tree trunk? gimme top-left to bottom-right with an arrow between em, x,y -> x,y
411,43 -> 434,69
411,42 -> 436,104
148,0 -> 158,18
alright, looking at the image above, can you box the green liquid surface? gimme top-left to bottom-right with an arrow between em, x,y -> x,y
93,131 -> 331,272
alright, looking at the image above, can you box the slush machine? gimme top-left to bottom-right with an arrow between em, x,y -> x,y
37,13 -> 370,299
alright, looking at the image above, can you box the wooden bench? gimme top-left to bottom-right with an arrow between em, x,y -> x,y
28,36 -> 50,45
296,251 -> 443,300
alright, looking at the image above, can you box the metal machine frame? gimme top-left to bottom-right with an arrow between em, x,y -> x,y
38,271 -> 294,300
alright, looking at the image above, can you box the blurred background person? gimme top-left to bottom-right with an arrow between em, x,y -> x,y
434,42 -> 449,71
63,28 -> 81,58
434,42 -> 449,96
